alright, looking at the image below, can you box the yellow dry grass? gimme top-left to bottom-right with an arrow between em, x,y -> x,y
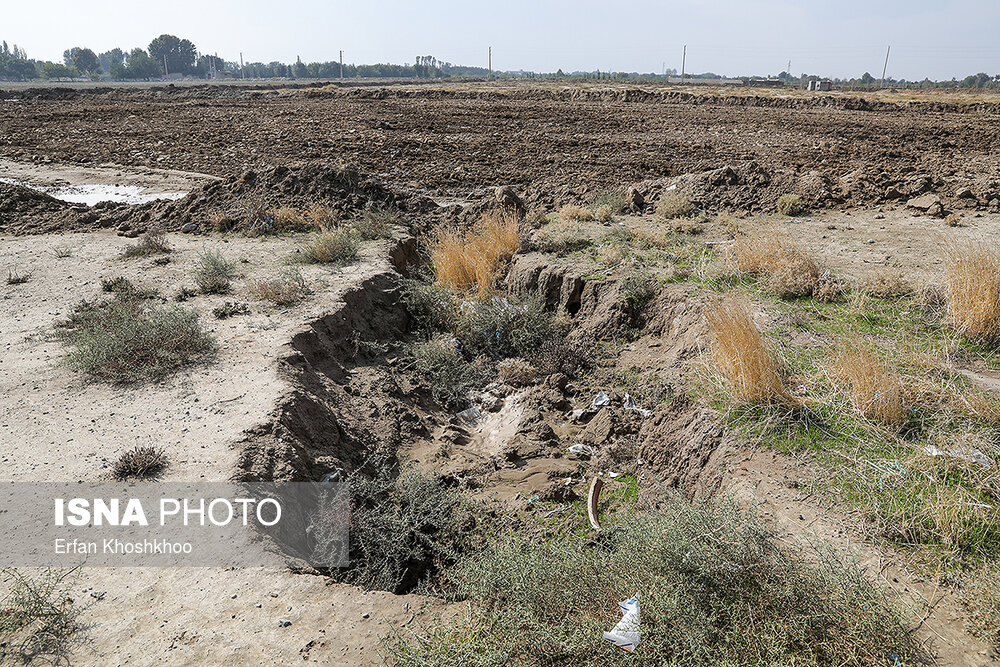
594,204 -> 614,222
945,242 -> 1000,343
833,341 -> 905,428
731,227 -> 820,298
430,212 -> 521,297
706,297 -> 791,403
558,204 -> 594,221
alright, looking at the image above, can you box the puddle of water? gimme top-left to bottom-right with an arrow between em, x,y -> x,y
0,177 -> 187,206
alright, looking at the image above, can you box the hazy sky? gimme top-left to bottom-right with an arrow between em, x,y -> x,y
6,1 -> 1000,80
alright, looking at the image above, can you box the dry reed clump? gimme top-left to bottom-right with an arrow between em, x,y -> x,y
706,298 -> 791,403
776,193 -> 805,216
860,268 -> 911,298
496,358 -> 538,387
558,204 -> 594,221
945,242 -> 1000,343
268,202 -> 335,232
249,268 -> 309,306
429,212 -> 520,296
593,204 -> 614,222
655,191 -> 696,219
833,342 -> 906,428
731,228 -> 820,298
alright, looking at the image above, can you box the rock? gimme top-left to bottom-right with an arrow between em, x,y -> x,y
625,186 -> 645,212
955,186 -> 975,199
579,408 -> 622,447
494,186 -> 525,218
926,202 -> 944,217
906,193 -> 941,211
884,186 -> 903,200
278,618 -> 292,627
181,222 -> 199,233
123,229 -> 141,238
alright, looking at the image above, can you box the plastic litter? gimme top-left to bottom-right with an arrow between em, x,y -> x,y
569,392 -> 612,422
923,445 -> 993,469
568,443 -> 595,457
320,468 -> 344,484
603,595 -> 640,652
587,477 -> 604,530
622,393 -> 652,417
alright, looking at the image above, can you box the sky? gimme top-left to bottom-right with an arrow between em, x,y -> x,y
6,0 -> 1000,81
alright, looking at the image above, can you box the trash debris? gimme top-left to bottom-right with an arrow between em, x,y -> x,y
622,393 -> 652,417
568,443 -> 595,457
923,445 -> 993,469
603,595 -> 640,652
456,406 -> 482,423
320,468 -> 344,484
569,391 -> 613,422
587,477 -> 604,531
608,471 -> 622,479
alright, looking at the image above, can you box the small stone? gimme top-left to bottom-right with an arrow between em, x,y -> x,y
362,612 -> 370,619
955,186 -> 975,199
278,618 -> 292,627
906,193 -> 940,211
181,222 -> 199,233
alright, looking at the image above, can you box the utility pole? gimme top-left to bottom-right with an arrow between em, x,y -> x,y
240,52 -> 245,79
339,50 -> 343,79
880,45 -> 891,88
681,45 -> 686,83
163,54 -> 169,77
488,46 -> 492,80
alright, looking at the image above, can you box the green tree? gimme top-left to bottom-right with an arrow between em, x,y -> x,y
40,62 -> 77,79
71,48 -> 100,75
148,34 -> 197,75
292,56 -> 307,78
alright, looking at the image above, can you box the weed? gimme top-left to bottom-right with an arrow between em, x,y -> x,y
532,220 -> 593,254
945,241 -> 1000,343
121,227 -> 171,258
100,276 -> 157,299
52,245 -> 74,258
429,212 -> 520,296
56,293 -> 215,384
401,280 -> 462,335
318,455 -> 468,594
386,495 -> 920,666
593,204 -> 614,222
193,250 -> 236,294
558,203 -> 594,221
112,446 -> 168,479
5,269 -> 31,285
212,301 -> 251,319
174,286 -> 198,302
777,193 -> 805,216
1,568 -> 86,664
587,189 -> 627,214
528,335 -> 588,378
353,206 -> 398,240
619,267 -> 658,310
269,201 -> 336,233
458,296 -> 559,360
249,268 -> 309,306
655,190 -> 696,219
731,227 -> 820,298
833,341 -> 906,428
298,228 -> 359,266
706,297 -> 791,403
411,336 -> 482,406
496,358 -> 538,387
151,256 -> 171,266
860,268 -> 912,298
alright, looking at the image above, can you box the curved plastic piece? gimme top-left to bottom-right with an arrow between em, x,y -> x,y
587,477 -> 604,531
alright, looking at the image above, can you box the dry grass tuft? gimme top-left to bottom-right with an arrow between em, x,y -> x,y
558,204 -> 593,221
731,228 -> 820,298
860,268 -> 911,298
945,242 -> 1000,343
249,268 -> 309,306
496,358 -> 538,387
655,191 -> 696,219
299,228 -> 359,265
776,193 -> 805,216
706,298 -> 791,403
121,227 -> 171,258
112,446 -> 168,480
430,212 -> 520,296
593,204 -> 614,222
834,342 -> 906,428
268,201 -> 335,232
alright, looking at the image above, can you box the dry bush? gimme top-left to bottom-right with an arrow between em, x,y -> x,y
714,210 -> 742,235
860,268 -> 911,298
411,335 -> 482,406
595,243 -> 628,267
430,212 -> 520,296
353,206 -> 398,240
655,191 -> 696,219
834,342 -> 906,428
593,204 -> 614,222
813,272 -> 848,303
121,227 -> 171,258
945,242 -> 1000,343
776,193 -> 805,216
299,228 -> 359,265
112,446 -> 168,479
497,358 -> 537,387
208,210 -> 234,232
1,568 -> 86,664
265,201 -> 335,233
250,268 -> 309,306
6,269 -> 31,285
706,298 -> 791,403
961,561 -> 1000,648
193,250 -> 237,294
731,228 -> 820,298
558,204 -> 593,221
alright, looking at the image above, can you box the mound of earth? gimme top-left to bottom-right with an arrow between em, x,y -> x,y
0,182 -> 97,234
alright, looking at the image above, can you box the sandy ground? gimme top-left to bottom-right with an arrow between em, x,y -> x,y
0,230 -> 451,665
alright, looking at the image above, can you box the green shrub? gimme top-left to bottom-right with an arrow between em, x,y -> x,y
249,268 -> 309,306
777,194 -> 805,216
354,206 -> 399,240
57,293 -> 215,384
100,276 -> 158,300
1,568 -> 85,664
193,250 -> 236,294
458,296 -> 560,360
317,455 -> 468,594
387,496 -> 920,666
299,228 -> 359,265
410,335 -> 482,405
619,267 -> 658,309
401,280 -> 462,335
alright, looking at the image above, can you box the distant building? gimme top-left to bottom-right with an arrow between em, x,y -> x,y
807,80 -> 832,91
